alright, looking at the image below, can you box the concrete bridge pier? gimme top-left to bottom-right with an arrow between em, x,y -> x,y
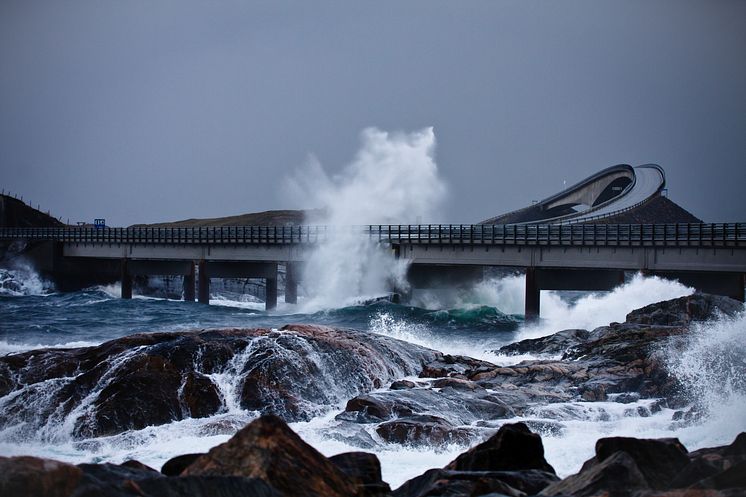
266,277 -> 278,310
183,262 -> 196,302
524,268 -> 626,320
198,261 -> 210,304
121,259 -> 133,299
284,263 -> 299,304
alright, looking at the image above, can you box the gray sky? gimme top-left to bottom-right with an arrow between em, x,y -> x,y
1,1 -> 745,226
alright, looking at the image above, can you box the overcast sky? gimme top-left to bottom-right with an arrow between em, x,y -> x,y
1,1 -> 745,226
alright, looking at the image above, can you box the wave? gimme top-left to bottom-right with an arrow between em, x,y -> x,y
0,264 -> 54,297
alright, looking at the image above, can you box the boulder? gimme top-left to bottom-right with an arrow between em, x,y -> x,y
394,468 -> 558,497
0,456 -> 82,497
182,414 -> 358,497
161,453 -> 204,476
594,437 -> 689,489
445,422 -> 555,474
376,415 -> 472,446
329,452 -> 392,497
541,451 -> 649,496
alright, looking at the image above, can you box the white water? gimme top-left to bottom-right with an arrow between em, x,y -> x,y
0,263 -> 54,296
284,127 -> 447,311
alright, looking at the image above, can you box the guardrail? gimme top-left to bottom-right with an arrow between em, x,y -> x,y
1,223 -> 744,248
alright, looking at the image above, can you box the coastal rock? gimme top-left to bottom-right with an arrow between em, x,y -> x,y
161,453 -> 204,476
376,415 -> 472,446
330,452 -> 392,497
626,293 -> 743,326
182,414 -> 357,497
0,456 -> 82,497
0,325 -> 436,438
594,437 -> 690,489
394,468 -> 558,497
445,422 -> 556,474
541,450 -> 650,496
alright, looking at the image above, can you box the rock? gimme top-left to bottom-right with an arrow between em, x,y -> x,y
329,452 -> 392,497
376,415 -> 472,446
390,380 -> 416,390
671,432 -> 746,488
119,459 -> 158,472
394,468 -> 558,497
497,328 -> 590,356
76,462 -> 278,497
182,414 -> 357,497
445,422 -> 556,474
693,459 -> 746,490
0,325 -> 437,438
594,437 -> 689,489
626,293 -> 743,326
0,456 -> 82,497
161,453 -> 204,476
541,451 -> 649,496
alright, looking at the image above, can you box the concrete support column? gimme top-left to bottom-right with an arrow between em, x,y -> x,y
198,261 -> 210,304
120,259 -> 133,299
266,277 -> 278,310
183,262 -> 195,302
284,263 -> 298,304
525,267 -> 540,321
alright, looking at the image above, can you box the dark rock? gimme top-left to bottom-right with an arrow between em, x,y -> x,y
626,293 -> 743,327
119,459 -> 158,472
498,328 -> 590,356
671,432 -> 746,488
0,325 -> 437,438
693,459 -> 746,490
376,415 -> 472,446
390,380 -> 417,390
0,456 -> 82,497
594,437 -> 689,489
540,451 -> 649,496
394,468 -> 558,497
330,452 -> 392,497
445,422 -> 556,474
182,414 -> 357,497
161,453 -> 204,476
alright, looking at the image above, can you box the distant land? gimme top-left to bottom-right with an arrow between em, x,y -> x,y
130,209 -> 325,228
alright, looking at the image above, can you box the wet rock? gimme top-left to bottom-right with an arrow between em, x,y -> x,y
498,328 -> 590,356
671,432 -> 746,488
376,415 -> 472,446
693,459 -> 746,490
541,451 -> 649,496
119,459 -> 158,473
594,437 -> 689,489
445,422 -> 556,474
0,325 -> 437,438
0,456 -> 82,497
182,414 -> 358,497
390,380 -> 417,390
626,293 -> 743,326
330,452 -> 392,497
75,462 -> 278,497
161,453 -> 204,476
394,468 -> 558,497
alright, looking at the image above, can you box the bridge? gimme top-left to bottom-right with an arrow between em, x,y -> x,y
481,164 -> 667,225
2,223 -> 744,318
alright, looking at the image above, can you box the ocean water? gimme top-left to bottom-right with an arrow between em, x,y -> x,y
1,266 -> 745,488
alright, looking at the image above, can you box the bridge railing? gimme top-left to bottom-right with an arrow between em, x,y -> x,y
0,223 -> 744,248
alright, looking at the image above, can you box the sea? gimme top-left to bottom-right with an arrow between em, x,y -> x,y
1,264 -> 745,488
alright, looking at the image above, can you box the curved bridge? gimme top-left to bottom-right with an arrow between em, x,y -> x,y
481,164 -> 666,224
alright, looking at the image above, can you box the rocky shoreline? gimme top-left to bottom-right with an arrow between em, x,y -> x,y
0,293 -> 743,496
2,415 -> 744,496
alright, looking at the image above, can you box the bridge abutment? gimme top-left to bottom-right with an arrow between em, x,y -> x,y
525,267 -> 540,321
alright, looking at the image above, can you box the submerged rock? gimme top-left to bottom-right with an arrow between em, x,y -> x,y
0,324 -> 437,438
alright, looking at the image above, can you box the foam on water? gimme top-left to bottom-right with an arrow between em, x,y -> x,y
0,263 -> 54,296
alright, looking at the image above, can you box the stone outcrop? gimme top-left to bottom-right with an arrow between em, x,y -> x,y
0,325 -> 437,438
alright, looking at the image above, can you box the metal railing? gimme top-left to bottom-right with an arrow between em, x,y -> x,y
0,223 -> 744,248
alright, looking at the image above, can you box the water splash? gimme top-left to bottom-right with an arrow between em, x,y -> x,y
284,127 -> 447,311
0,263 -> 54,296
